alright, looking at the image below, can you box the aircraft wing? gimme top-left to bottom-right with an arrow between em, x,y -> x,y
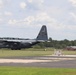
0,39 -> 21,46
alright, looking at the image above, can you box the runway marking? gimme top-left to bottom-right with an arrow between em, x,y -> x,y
0,59 -> 52,63
50,55 -> 76,57
0,58 -> 75,64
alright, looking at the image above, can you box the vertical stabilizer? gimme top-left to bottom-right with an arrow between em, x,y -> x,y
36,25 -> 48,41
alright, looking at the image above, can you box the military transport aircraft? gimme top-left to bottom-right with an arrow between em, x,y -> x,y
0,25 -> 48,50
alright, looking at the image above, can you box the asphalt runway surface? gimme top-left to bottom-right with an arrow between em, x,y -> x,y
0,56 -> 76,68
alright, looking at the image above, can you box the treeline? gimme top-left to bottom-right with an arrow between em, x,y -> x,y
34,37 -> 76,49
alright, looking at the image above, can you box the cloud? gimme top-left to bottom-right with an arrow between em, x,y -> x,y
69,0 -> 76,7
28,0 -> 33,3
28,0 -> 44,9
0,0 -> 3,8
28,0 -> 44,4
20,2 -> 27,9
7,12 -> 54,25
69,12 -> 76,20
6,0 -> 11,2
7,12 -> 66,30
8,19 -> 17,25
0,18 -> 3,22
7,10 -> 76,32
23,12 -> 56,26
4,11 -> 13,16
36,12 -> 51,22
23,16 -> 35,25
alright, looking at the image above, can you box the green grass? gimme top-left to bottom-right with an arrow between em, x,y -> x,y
0,48 -> 76,57
0,49 -> 53,57
0,67 -> 76,75
63,51 -> 76,55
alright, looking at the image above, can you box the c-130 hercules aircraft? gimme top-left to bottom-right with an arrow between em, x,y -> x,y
0,25 -> 48,50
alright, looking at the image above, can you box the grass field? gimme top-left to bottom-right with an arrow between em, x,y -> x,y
0,67 -> 76,75
0,48 -> 53,57
0,48 -> 76,57
0,48 -> 76,75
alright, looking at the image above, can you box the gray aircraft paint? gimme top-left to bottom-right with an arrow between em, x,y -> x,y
0,25 -> 48,50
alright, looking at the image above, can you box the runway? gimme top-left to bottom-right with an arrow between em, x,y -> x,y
0,55 -> 76,68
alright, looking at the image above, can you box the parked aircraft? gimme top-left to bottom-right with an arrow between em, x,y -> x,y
0,25 -> 48,50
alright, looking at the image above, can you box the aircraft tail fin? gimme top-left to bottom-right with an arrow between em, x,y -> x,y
36,25 -> 48,41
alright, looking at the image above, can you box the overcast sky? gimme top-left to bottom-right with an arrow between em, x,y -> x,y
0,0 -> 76,40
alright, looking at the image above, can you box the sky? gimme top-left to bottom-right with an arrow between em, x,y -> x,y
0,0 -> 76,40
